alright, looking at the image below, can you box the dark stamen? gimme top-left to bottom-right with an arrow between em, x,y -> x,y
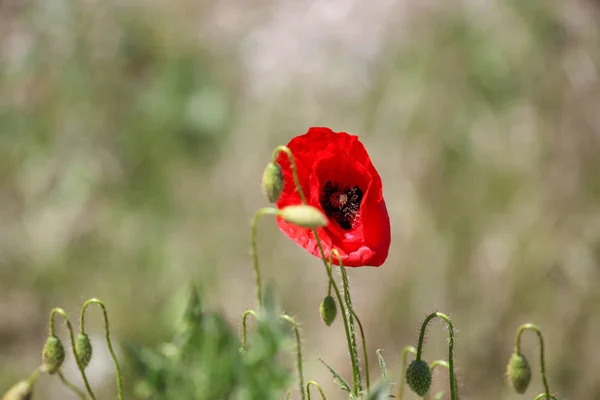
319,181 -> 363,230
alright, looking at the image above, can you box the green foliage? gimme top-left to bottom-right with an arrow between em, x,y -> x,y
125,287 -> 290,400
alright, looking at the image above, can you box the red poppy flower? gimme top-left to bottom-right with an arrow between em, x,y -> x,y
276,127 -> 391,267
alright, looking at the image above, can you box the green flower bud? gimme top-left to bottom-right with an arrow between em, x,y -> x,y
406,359 -> 432,397
261,162 -> 284,203
1,380 -> 33,400
319,296 -> 337,326
42,336 -> 65,374
506,352 -> 531,394
279,205 -> 328,229
75,333 -> 93,368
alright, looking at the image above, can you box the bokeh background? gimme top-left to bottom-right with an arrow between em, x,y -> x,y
2,0 -> 600,399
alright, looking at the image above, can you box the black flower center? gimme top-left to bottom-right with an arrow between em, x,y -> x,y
319,181 -> 363,230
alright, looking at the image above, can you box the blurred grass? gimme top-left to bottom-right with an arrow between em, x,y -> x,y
1,0 -> 600,399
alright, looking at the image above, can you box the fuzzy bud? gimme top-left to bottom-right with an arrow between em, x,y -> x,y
506,352 -> 531,394
261,162 -> 284,203
406,360 -> 432,397
75,333 -> 93,368
42,336 -> 65,374
1,380 -> 33,400
319,296 -> 337,326
279,205 -> 328,229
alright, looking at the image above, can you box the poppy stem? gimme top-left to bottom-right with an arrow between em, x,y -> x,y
57,370 -> 88,400
275,145 -> 362,395
48,308 -> 97,400
397,345 -> 416,400
240,309 -> 257,352
79,299 -> 124,400
415,312 -> 459,400
281,314 -> 306,400
306,380 -> 327,400
250,207 -> 279,308
515,324 -> 552,399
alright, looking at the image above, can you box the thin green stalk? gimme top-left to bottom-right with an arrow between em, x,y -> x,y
306,381 -> 327,400
250,207 -> 278,307
430,360 -> 449,373
397,346 -> 416,400
281,315 -> 306,400
533,394 -> 558,400
339,264 -> 369,390
415,313 -> 458,400
240,309 -> 257,351
57,370 -> 88,400
276,145 -> 361,395
49,308 -> 96,400
80,299 -> 123,400
26,366 -> 43,386
515,324 -> 552,400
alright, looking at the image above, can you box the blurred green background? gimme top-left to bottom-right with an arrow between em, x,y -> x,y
1,0 -> 600,399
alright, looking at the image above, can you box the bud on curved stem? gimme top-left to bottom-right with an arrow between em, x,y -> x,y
80,299 -> 124,400
49,308 -> 97,400
514,323 -> 553,400
42,335 -> 65,374
319,296 -> 337,326
250,207 -> 278,308
306,381 -> 327,400
406,359 -> 432,397
261,162 -> 284,203
281,315 -> 306,400
415,312 -> 459,400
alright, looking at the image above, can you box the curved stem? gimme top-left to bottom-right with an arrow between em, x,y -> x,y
533,394 -> 559,400
281,315 -> 306,400
430,359 -> 449,373
49,308 -> 96,400
397,345 -> 416,400
415,313 -> 459,400
240,309 -> 258,351
250,207 -> 278,308
515,324 -> 552,400
57,370 -> 88,400
275,145 -> 361,395
80,299 -> 124,400
306,381 -> 327,400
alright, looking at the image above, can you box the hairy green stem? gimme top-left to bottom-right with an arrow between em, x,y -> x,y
49,308 -> 96,400
430,359 -> 449,373
350,307 -> 370,390
79,299 -> 123,400
416,313 -> 458,400
515,324 -> 552,400
250,207 -> 278,308
57,370 -> 88,400
306,381 -> 327,400
281,315 -> 306,400
275,145 -> 361,395
240,309 -> 257,351
397,345 -> 416,400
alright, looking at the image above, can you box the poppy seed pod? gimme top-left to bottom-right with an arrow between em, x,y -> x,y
319,296 -> 337,326
261,162 -> 284,203
406,360 -> 432,397
278,205 -> 328,229
1,380 -> 33,400
275,127 -> 391,267
42,336 -> 65,374
75,333 -> 93,368
506,352 -> 532,394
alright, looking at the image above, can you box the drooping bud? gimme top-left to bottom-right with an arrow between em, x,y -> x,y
75,333 -> 93,368
506,352 -> 531,394
261,162 -> 284,203
279,205 -> 328,229
42,336 -> 65,374
1,380 -> 33,400
406,359 -> 432,397
319,296 -> 337,326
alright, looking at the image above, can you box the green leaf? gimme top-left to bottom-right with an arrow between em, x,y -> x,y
376,349 -> 388,379
319,358 -> 351,393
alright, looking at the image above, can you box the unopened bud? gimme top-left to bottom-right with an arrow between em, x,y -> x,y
261,162 -> 284,203
279,205 -> 328,229
75,333 -> 93,368
1,380 -> 33,400
319,296 -> 337,326
506,352 -> 531,394
406,360 -> 432,397
42,336 -> 65,374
